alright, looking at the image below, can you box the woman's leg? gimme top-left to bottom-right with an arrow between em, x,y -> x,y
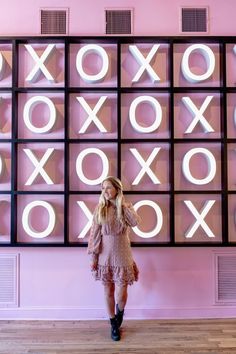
116,284 -> 128,311
103,282 -> 115,318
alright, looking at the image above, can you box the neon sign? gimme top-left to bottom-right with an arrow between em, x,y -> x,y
0,37 -> 235,245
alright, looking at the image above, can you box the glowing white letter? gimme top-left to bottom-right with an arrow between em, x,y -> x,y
182,147 -> 216,185
76,44 -> 109,83
130,147 -> 161,185
184,200 -> 216,238
76,201 -> 93,239
22,200 -> 56,238
23,96 -> 56,134
76,148 -> 109,185
129,44 -> 161,83
77,96 -> 107,133
129,96 -> 162,133
24,148 -> 54,185
182,96 -> 214,134
133,200 -> 163,238
25,44 -> 56,83
181,44 -> 215,83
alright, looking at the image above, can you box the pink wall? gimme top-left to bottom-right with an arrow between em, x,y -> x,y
1,0 -> 236,320
0,0 -> 235,36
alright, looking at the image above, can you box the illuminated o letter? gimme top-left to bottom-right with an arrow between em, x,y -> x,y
23,96 -> 56,134
76,148 -> 109,185
133,200 -> 163,238
76,44 -> 109,83
22,200 -> 56,238
182,147 -> 216,185
129,96 -> 162,133
181,44 -> 215,83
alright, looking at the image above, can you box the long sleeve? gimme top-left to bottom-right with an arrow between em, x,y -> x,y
123,203 -> 141,227
87,214 -> 102,255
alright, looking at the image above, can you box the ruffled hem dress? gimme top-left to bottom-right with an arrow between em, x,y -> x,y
87,203 -> 140,286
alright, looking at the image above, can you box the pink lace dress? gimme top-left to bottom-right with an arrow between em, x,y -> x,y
87,203 -> 139,285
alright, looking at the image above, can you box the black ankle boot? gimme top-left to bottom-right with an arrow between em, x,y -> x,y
115,304 -> 124,328
110,317 -> 120,341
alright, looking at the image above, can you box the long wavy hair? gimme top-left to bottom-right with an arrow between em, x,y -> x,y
95,176 -> 124,226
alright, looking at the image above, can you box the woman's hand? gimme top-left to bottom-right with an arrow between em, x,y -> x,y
90,255 -> 98,271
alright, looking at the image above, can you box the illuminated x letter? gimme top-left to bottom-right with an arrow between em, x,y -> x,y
24,148 -> 54,185
77,96 -> 107,133
184,200 -> 216,238
25,44 -> 56,83
76,201 -> 93,239
129,44 -> 161,83
130,147 -> 161,185
182,96 -> 214,134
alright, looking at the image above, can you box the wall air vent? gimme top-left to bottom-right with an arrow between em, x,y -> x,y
41,9 -> 68,35
216,254 -> 236,303
0,254 -> 19,307
181,7 -> 208,33
105,9 -> 132,35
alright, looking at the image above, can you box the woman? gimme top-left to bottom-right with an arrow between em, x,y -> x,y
87,176 -> 140,341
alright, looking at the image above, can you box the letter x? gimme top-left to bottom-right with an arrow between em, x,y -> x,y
182,96 -> 214,134
184,200 -> 216,238
129,44 -> 161,83
25,44 -> 56,83
130,147 -> 161,185
24,148 -> 54,185
77,96 -> 107,133
76,201 -> 93,239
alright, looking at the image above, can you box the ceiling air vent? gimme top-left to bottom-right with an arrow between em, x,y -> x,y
41,9 -> 68,35
105,9 -> 132,35
216,254 -> 236,303
181,7 -> 207,33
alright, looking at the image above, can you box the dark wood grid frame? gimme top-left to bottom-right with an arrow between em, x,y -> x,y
0,36 -> 235,247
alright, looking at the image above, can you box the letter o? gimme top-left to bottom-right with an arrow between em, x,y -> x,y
76,148 -> 109,185
23,96 -> 56,134
181,44 -> 215,83
22,200 -> 56,238
129,96 -> 162,133
182,147 -> 216,185
76,44 -> 109,83
133,200 -> 163,238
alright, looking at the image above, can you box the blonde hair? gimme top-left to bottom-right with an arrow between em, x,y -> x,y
95,176 -> 124,225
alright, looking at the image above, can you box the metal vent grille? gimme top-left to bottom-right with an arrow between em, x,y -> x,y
216,255 -> 236,303
181,8 -> 207,32
0,254 -> 19,307
106,10 -> 132,34
41,10 -> 67,35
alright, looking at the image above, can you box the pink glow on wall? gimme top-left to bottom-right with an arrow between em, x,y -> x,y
1,0 -> 236,321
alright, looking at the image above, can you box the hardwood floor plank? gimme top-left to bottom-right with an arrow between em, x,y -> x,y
1,319 -> 236,354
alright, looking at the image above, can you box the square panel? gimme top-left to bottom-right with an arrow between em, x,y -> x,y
121,92 -> 169,139
121,42 -> 170,87
17,142 -> 64,192
69,143 -> 117,191
69,43 -> 117,87
121,142 -> 170,191
69,92 -> 117,139
174,194 -> 222,244
17,194 -> 64,244
174,142 -> 222,191
17,92 -> 65,140
0,143 -> 11,191
173,43 -> 220,87
18,42 -> 65,88
0,43 -> 12,87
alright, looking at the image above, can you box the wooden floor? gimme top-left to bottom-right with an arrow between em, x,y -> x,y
1,319 -> 236,354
